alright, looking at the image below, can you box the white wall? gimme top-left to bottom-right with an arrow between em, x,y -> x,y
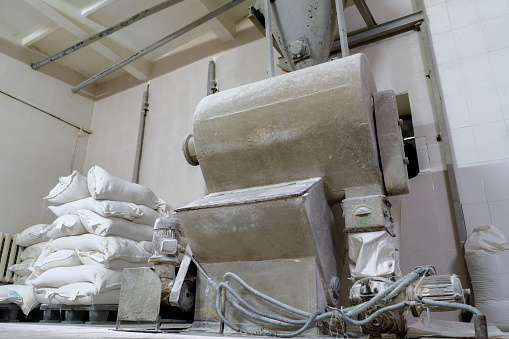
0,52 -> 94,234
84,28 -> 283,208
425,0 -> 509,239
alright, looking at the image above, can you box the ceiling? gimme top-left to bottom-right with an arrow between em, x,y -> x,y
0,0 -> 259,94
0,0 -> 411,98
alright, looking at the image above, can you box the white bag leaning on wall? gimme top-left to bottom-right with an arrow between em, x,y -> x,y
464,224 -> 509,331
87,165 -> 160,209
44,170 -> 90,205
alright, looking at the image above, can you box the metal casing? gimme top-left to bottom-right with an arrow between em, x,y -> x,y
256,0 -> 340,70
175,178 -> 341,327
374,90 -> 410,195
192,54 -> 381,203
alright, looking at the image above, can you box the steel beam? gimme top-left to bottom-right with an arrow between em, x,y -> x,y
352,0 -> 377,27
72,0 -> 247,93
25,0 -> 149,81
335,0 -> 349,57
247,6 -> 282,55
31,0 -> 185,70
264,0 -> 275,77
331,11 -> 424,53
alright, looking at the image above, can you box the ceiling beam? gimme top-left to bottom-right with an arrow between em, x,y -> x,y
81,0 -> 114,17
25,0 -> 149,81
331,11 -> 423,52
198,0 -> 236,42
21,22 -> 60,47
352,0 -> 377,27
43,0 -> 153,77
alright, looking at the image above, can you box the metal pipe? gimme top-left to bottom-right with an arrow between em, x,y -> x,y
413,0 -> 474,304
0,89 -> 91,134
69,127 -> 83,174
31,0 -> 186,70
335,0 -> 349,57
264,0 -> 275,77
207,60 -> 217,95
72,0 -> 247,93
132,84 -> 150,184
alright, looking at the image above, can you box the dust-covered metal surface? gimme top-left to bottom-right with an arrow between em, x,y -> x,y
374,90 -> 409,196
177,178 -> 321,211
176,178 -> 336,265
342,194 -> 392,232
176,178 -> 340,331
256,0 -> 341,70
117,268 -> 161,324
192,54 -> 381,203
191,258 -> 322,336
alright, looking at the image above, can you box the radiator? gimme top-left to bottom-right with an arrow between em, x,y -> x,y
0,233 -> 23,283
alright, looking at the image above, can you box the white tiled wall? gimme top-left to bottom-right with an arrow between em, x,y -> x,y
425,0 -> 509,239
0,52 -> 94,234
350,32 -> 467,315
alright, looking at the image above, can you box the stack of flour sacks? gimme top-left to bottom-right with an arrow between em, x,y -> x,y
10,165 -> 170,307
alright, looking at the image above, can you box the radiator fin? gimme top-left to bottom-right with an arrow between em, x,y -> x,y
0,233 -> 24,283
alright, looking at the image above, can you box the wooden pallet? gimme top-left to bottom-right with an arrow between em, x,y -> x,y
40,304 -> 118,324
0,304 -> 20,322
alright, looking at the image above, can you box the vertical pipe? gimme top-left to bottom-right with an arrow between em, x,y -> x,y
69,127 -> 83,175
413,0 -> 474,305
132,84 -> 150,184
264,0 -> 275,77
335,0 -> 349,57
207,60 -> 218,95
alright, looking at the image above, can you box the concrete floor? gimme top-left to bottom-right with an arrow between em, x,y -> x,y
0,322 -> 491,339
0,323 -> 248,339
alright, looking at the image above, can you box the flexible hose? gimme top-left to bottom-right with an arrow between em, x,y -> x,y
342,302 -> 410,326
218,282 -> 308,326
215,286 -> 322,338
420,298 -> 482,315
322,321 -> 359,338
222,272 -> 311,318
218,282 -> 302,327
189,257 -> 480,338
347,267 -> 430,317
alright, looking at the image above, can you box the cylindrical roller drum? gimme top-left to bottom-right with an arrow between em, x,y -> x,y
192,53 -> 382,202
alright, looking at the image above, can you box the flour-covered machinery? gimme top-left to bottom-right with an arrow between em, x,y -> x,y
118,0 -> 486,337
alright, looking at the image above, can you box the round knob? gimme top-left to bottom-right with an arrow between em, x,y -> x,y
182,134 -> 199,166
